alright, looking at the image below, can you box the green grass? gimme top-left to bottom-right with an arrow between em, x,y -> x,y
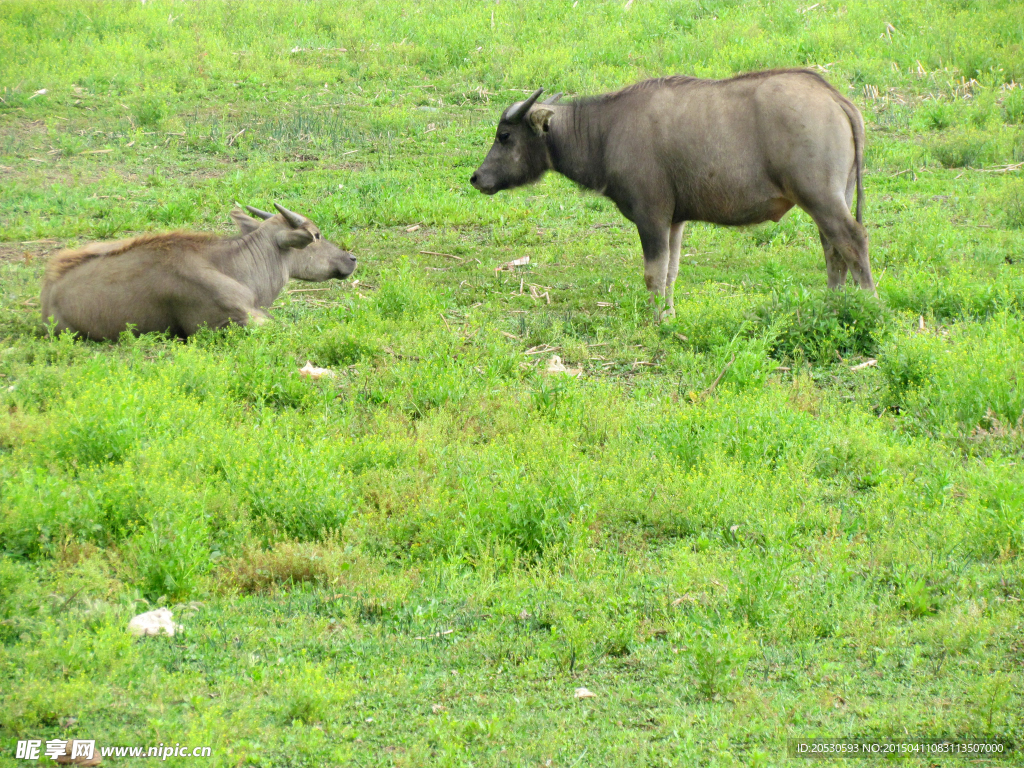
2,1 -> 1024,766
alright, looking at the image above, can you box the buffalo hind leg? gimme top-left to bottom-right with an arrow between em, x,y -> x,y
638,223 -> 672,321
806,201 -> 872,291
820,232 -> 848,289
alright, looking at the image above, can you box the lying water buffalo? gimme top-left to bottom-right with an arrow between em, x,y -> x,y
471,69 -> 872,319
41,203 -> 356,340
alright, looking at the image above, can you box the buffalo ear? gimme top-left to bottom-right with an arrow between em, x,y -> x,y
528,106 -> 554,136
230,209 -> 261,235
275,228 -> 314,250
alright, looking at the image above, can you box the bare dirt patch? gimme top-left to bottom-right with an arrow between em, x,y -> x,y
0,117 -> 48,143
0,241 -> 63,264
320,161 -> 366,171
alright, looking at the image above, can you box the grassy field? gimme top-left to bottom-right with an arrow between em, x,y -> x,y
2,1 -> 1024,765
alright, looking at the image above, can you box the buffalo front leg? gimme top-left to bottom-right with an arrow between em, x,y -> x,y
176,270 -> 265,336
666,222 -> 685,315
637,223 -> 673,321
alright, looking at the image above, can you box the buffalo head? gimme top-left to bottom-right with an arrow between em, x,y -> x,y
470,88 -> 561,195
231,203 -> 357,280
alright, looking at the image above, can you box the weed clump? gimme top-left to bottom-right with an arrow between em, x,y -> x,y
129,499 -> 210,601
131,93 -> 166,128
227,345 -> 317,410
236,444 -> 357,542
0,558 -> 44,643
918,100 -> 954,131
883,268 -> 1024,320
750,287 -> 889,364
665,286 -> 756,353
680,622 -> 755,700
1004,180 -> 1024,230
880,314 -> 1024,433
971,470 -> 1024,558
928,130 -> 989,168
272,663 -> 355,725
373,264 -> 433,320
461,470 -> 591,559
312,327 -> 378,366
1003,89 -> 1024,125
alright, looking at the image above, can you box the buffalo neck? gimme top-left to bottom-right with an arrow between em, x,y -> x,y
221,228 -> 289,306
546,102 -> 611,193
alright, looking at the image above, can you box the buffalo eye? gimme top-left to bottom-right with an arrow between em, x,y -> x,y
498,131 -> 511,144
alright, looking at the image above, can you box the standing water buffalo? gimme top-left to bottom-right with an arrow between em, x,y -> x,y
471,69 -> 872,319
41,203 -> 356,340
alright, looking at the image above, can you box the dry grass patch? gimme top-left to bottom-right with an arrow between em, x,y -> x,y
218,540 -> 375,595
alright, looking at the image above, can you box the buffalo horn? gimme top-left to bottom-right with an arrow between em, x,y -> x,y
273,202 -> 306,229
245,205 -> 275,220
507,88 -> 544,123
541,92 -> 563,105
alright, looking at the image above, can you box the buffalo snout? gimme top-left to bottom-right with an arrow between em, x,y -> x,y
333,251 -> 357,279
470,170 -> 498,195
